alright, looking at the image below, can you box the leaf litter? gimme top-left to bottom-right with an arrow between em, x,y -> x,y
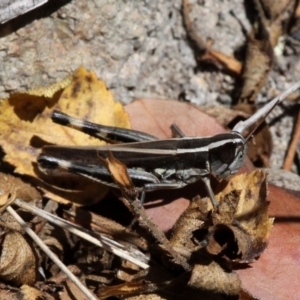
0,63 -> 295,299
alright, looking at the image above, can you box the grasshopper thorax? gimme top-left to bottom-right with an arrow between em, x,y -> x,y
208,133 -> 247,179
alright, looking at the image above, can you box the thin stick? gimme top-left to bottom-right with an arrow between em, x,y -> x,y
120,195 -> 191,272
14,198 -> 149,269
5,205 -> 98,300
283,110 -> 300,170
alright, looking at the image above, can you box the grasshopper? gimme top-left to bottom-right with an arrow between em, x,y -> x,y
38,82 -> 300,207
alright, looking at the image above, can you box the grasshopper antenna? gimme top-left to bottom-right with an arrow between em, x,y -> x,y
232,81 -> 300,139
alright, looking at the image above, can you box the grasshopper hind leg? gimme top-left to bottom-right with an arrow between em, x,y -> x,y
51,110 -> 158,143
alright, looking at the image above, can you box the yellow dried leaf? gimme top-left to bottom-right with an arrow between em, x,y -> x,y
0,67 -> 130,204
209,170 -> 274,262
0,66 -> 130,177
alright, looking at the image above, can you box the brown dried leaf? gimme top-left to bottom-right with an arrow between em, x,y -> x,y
125,295 -> 165,300
20,284 -> 52,300
0,290 -> 20,300
260,0 -> 295,20
188,260 -> 241,295
206,170 -> 273,263
101,151 -> 135,191
0,173 -> 40,209
0,283 -> 54,300
60,279 -> 94,300
170,196 -> 209,255
0,230 -> 39,285
204,105 -> 250,128
99,281 -> 156,299
182,0 -> 242,75
202,48 -> 242,75
239,0 -> 295,105
238,29 -> 273,105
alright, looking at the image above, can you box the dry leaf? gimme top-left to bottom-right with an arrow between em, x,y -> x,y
182,0 -> 242,75
0,173 -> 40,211
188,260 -> 241,295
20,284 -> 52,300
237,185 -> 300,298
0,229 -> 39,285
101,151 -> 135,191
0,282 -> 54,300
125,295 -> 165,300
99,281 -> 155,299
204,105 -> 250,128
0,66 -> 130,176
170,196 -> 209,256
238,26 -> 273,105
64,207 -> 149,251
206,170 -> 273,263
238,0 -> 295,104
0,288 -> 20,300
60,279 -> 94,300
201,48 -> 242,75
0,67 -> 130,204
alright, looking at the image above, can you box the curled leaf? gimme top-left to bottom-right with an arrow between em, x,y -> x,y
188,260 -> 241,295
0,230 -> 39,286
206,170 -> 273,262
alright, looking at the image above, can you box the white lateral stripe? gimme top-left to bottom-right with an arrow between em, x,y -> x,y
108,148 -> 177,155
177,147 -> 208,154
208,138 -> 244,150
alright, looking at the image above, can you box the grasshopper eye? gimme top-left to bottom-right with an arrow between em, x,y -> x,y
210,142 -> 236,164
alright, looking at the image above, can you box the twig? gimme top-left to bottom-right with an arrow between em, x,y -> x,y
283,110 -> 300,170
5,205 -> 98,300
120,195 -> 191,271
14,198 -> 149,269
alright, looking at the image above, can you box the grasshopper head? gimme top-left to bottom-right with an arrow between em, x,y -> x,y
209,133 -> 247,179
